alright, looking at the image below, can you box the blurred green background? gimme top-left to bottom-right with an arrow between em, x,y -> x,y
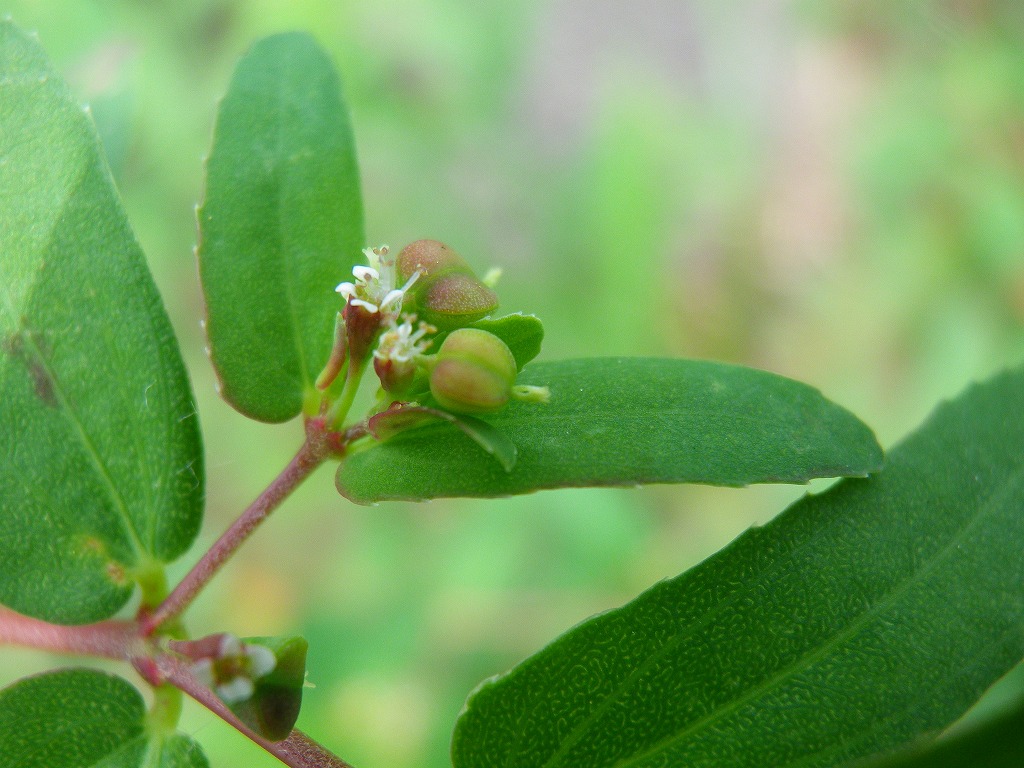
3,1 -> 1024,766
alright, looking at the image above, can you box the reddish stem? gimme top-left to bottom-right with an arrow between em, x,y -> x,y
155,653 -> 356,768
142,433 -> 330,635
0,605 -> 142,660
0,606 -> 355,768
0,421 -> 365,768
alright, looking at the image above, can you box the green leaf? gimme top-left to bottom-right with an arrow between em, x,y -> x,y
149,733 -> 209,768
0,21 -> 203,623
451,366 -> 1024,768
198,31 -> 364,422
369,404 -> 518,472
446,413 -> 518,472
337,357 -> 883,502
467,313 -> 544,371
150,735 -> 210,768
0,669 -> 144,768
0,668 -> 207,768
230,636 -> 309,741
856,697 -> 1024,768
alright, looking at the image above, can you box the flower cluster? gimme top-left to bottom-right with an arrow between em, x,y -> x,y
190,633 -> 277,704
335,246 -> 419,322
334,246 -> 421,367
373,314 -> 437,395
375,315 -> 435,365
319,240 -> 548,432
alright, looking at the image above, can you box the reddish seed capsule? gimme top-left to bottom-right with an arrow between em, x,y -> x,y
397,240 -> 498,330
397,239 -> 466,283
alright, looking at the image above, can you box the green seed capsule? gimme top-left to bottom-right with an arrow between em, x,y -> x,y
430,329 -> 517,415
398,239 -> 498,330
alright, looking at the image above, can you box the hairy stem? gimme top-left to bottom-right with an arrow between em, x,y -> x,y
0,605 -> 142,660
156,653 -> 356,768
142,434 -> 329,635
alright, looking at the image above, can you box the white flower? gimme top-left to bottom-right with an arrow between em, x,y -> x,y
374,315 -> 436,363
243,642 -> 277,679
336,245 -> 420,319
218,633 -> 243,657
190,657 -> 216,689
216,675 -> 256,704
188,633 -> 278,705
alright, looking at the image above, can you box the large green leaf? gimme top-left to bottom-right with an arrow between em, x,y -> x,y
0,669 -> 207,768
856,695 -> 1024,768
451,365 -> 1024,768
198,32 -> 364,422
337,357 -> 883,502
0,22 -> 203,623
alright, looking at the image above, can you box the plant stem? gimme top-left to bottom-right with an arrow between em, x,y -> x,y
142,435 -> 328,635
147,683 -> 184,735
156,653 -> 356,768
0,605 -> 141,660
325,361 -> 366,430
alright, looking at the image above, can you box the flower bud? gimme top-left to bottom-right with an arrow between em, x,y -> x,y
429,328 -> 517,415
374,356 -> 416,395
180,633 -> 307,742
397,239 -> 498,330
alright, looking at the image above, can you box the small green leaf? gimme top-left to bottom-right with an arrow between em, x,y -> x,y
856,696 -> 1024,768
151,735 -> 210,768
198,32 -> 364,423
0,668 -> 143,768
369,404 -> 518,472
0,668 -> 207,768
467,314 -> 544,371
451,365 -> 1024,768
337,357 -> 882,502
230,636 -> 309,742
448,413 -> 518,472
0,21 -> 203,623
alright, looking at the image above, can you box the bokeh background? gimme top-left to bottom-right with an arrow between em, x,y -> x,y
3,1 -> 1024,766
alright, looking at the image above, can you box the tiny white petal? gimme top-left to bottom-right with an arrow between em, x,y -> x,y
335,281 -> 356,296
245,644 -> 277,679
353,266 -> 379,282
217,677 -> 255,704
380,289 -> 405,309
351,298 -> 380,312
190,658 -> 215,688
218,634 -> 243,657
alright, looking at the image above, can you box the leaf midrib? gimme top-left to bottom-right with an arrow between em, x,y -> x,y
535,466 -> 1022,768
0,159 -> 148,564
273,45 -> 313,398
